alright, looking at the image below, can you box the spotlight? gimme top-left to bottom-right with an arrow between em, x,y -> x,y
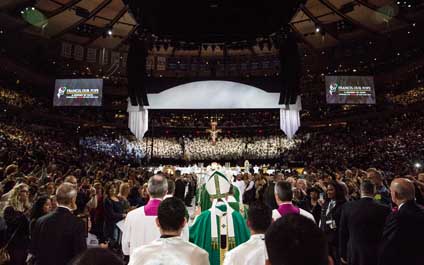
415,163 -> 421,168
353,69 -> 357,72
107,29 -> 113,36
315,26 -> 321,33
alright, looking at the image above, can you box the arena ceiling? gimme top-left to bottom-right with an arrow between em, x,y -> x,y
0,0 -> 423,50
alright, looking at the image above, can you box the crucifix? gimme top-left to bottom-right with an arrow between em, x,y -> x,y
206,120 -> 221,145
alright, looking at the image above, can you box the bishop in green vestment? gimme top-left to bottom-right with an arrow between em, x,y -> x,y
196,182 -> 242,212
190,171 -> 250,265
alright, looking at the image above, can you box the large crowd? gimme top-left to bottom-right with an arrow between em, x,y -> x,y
0,80 -> 423,265
0,116 -> 423,265
386,86 -> 424,105
80,135 -> 300,161
286,111 -> 424,177
78,109 -> 424,176
0,86 -> 36,109
150,110 -> 280,128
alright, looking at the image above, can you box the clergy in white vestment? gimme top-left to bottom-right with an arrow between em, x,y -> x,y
129,197 -> 209,265
272,181 -> 315,223
233,175 -> 246,199
122,175 -> 168,256
223,201 -> 272,265
253,165 -> 260,174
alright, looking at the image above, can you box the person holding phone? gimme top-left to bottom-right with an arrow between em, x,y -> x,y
103,182 -> 126,249
301,187 -> 322,224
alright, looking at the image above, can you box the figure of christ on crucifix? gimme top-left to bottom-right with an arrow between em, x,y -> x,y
206,120 -> 222,145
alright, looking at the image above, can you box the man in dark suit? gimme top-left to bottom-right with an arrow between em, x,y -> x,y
339,180 -> 390,265
174,171 -> 186,200
30,183 -> 87,265
264,174 -> 283,210
379,178 -> 424,265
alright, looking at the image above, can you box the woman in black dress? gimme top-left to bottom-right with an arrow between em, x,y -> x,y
103,182 -> 125,249
319,180 -> 347,265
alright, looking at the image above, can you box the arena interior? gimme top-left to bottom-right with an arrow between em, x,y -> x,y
0,1 -> 424,265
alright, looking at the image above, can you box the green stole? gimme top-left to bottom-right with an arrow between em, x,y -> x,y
189,204 -> 250,265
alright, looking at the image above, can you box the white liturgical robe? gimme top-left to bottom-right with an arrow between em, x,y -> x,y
122,205 -> 190,256
223,234 -> 267,265
122,206 -> 159,256
128,236 -> 210,265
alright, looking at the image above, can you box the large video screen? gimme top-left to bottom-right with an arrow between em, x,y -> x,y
325,76 -> 375,104
53,79 -> 103,106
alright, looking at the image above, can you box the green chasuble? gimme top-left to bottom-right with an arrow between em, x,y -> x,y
228,201 -> 247,219
190,205 -> 250,265
197,184 -> 241,212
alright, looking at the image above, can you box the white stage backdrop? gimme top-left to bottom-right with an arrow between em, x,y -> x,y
127,81 -> 301,140
147,81 -> 281,109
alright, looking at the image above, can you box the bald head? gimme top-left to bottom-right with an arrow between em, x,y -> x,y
390,178 -> 415,206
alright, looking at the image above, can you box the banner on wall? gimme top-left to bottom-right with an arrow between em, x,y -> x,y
74,45 -> 84,61
157,56 -> 167,71
86,48 -> 97,63
146,55 -> 155,70
99,48 -> 109,65
120,53 -> 128,68
61,42 -> 72,58
111,51 -> 121,65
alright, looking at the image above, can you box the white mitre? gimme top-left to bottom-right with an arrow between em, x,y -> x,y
205,170 -> 236,250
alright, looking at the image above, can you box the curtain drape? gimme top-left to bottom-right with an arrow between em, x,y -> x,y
127,100 -> 148,140
280,96 -> 302,139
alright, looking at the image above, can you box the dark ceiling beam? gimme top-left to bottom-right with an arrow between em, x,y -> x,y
288,23 -> 316,52
291,11 -> 337,24
355,0 -> 411,24
46,0 -> 83,19
319,0 -> 381,36
84,6 -> 129,46
115,25 -> 137,50
299,4 -> 341,41
18,0 -> 83,33
52,0 -> 112,39
0,0 -> 33,12
47,0 -> 133,26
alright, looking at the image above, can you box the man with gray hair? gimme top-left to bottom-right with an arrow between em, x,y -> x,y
379,178 -> 424,265
122,175 -> 171,256
30,183 -> 87,265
